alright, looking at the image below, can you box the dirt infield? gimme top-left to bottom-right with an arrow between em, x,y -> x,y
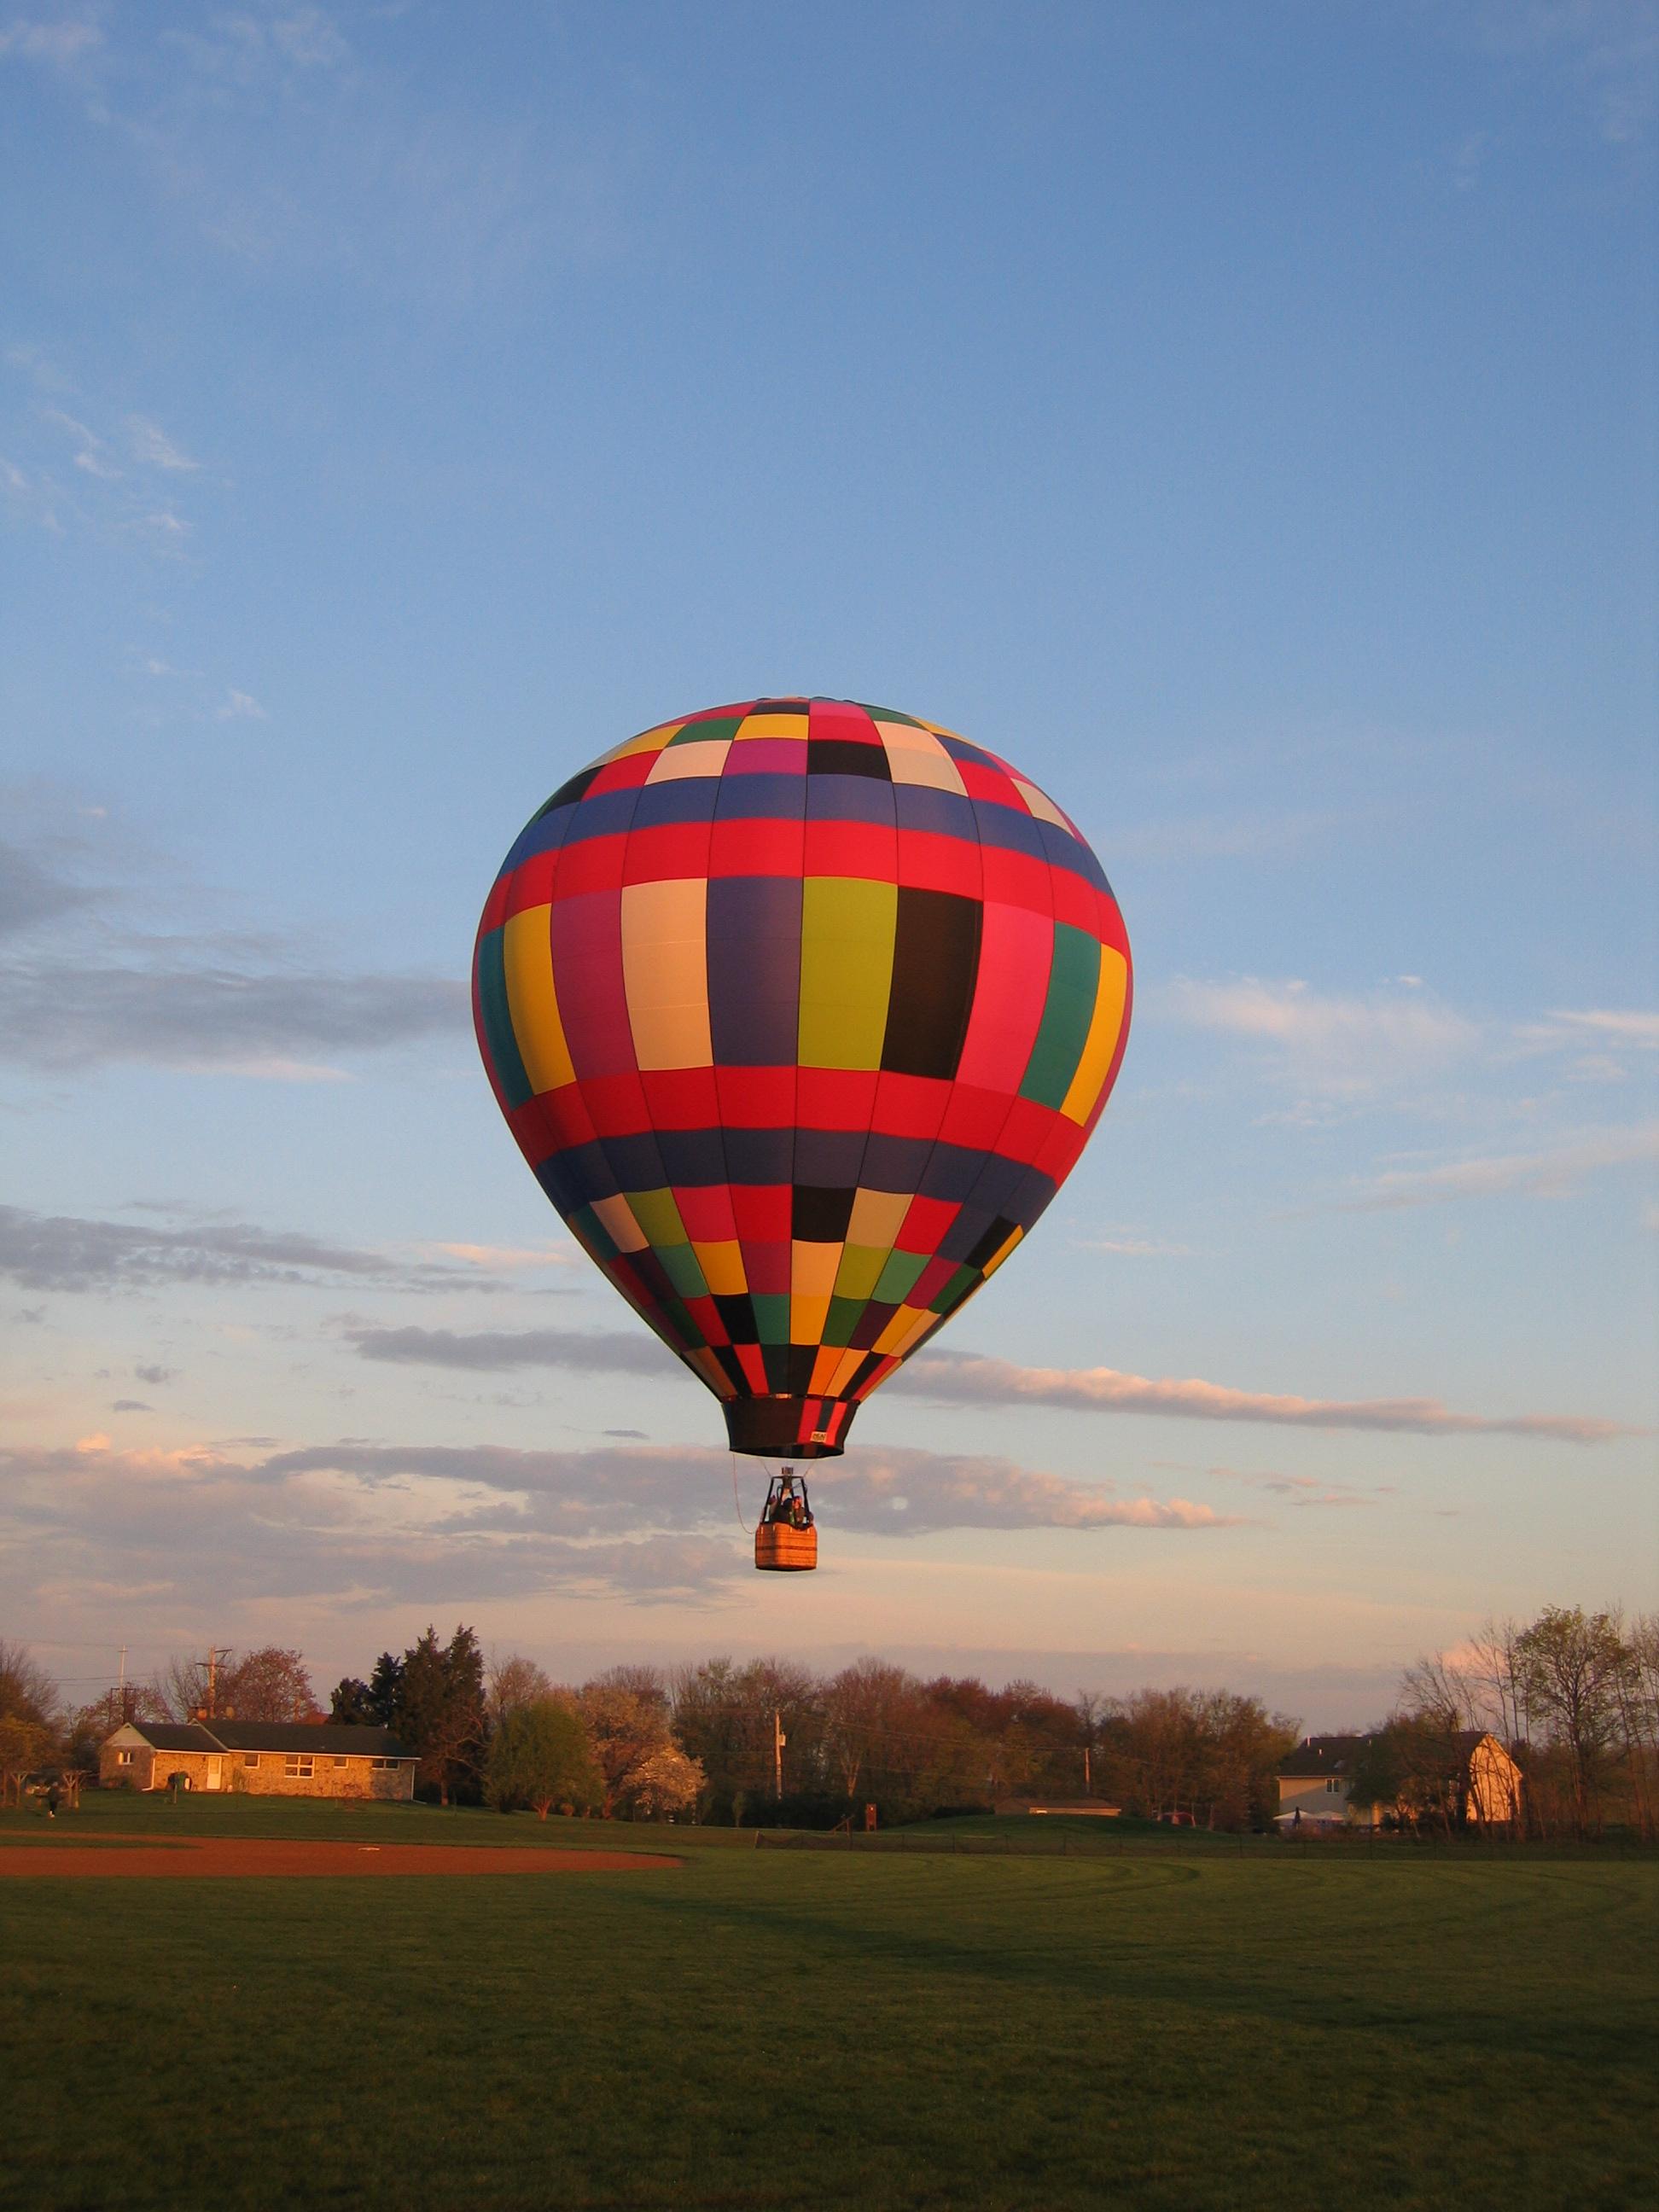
0,1837 -> 680,1878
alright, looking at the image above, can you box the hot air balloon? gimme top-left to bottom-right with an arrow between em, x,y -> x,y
473,698 -> 1131,1571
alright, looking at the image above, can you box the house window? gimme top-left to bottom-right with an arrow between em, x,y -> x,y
118,1750 -> 134,1765
244,1755 -> 260,1769
284,1755 -> 314,1778
370,1756 -> 399,1771
334,1755 -> 348,1767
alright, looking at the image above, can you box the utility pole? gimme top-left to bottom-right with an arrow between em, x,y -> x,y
773,1708 -> 786,1802
1083,1740 -> 1091,1796
117,1644 -> 128,1723
206,1646 -> 223,1720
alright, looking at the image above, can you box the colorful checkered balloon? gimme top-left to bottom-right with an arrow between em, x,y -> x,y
473,699 -> 1132,1458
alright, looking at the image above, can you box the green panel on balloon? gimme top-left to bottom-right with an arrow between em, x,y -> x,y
824,1294 -> 867,1346
1020,923 -> 1102,1109
475,928 -> 533,1111
656,1243 -> 709,1300
750,1294 -> 791,1346
873,1249 -> 929,1304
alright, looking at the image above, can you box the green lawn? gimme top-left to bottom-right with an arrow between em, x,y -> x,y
1,1795 -> 1654,2211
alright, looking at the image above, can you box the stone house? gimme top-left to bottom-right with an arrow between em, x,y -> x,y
1276,1730 -> 1522,1831
101,1720 -> 416,1800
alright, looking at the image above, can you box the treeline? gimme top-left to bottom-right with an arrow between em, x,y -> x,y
6,1599 -> 1655,1837
327,1637 -> 1299,1830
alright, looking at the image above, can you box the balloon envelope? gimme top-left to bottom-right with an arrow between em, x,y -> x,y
474,699 -> 1131,1457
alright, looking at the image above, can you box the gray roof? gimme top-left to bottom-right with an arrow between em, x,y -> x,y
1277,1733 -> 1375,1778
120,1720 -> 412,1759
211,1721 -> 412,1759
1278,1728 -> 1510,1779
126,1722 -> 224,1753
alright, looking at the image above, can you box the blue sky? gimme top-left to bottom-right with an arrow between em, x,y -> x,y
3,1 -> 1655,1722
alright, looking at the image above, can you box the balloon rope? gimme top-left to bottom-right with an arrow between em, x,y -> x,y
732,1452 -> 754,1535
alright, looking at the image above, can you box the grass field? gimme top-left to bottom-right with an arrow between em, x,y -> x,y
1,1794 -> 1654,2211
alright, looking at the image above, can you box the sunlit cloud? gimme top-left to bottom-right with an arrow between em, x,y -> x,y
894,1350 -> 1628,1445
339,1321 -> 1628,1445
0,1433 -> 1232,1626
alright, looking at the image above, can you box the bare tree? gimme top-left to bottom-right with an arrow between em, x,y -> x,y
1514,1607 -> 1633,1837
485,1651 -> 556,1724
160,1646 -> 317,1723
0,1639 -> 61,1732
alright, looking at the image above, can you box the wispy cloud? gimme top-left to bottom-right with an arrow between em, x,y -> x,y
164,6 -> 351,85
0,1206 -> 410,1295
346,1324 -> 669,1374
0,1206 -> 544,1297
1166,975 -> 1477,1098
340,1321 -> 1628,1445
125,416 -> 200,472
0,828 -> 463,1074
1453,0 -> 1659,147
426,1242 -> 575,1272
0,18 -> 102,67
1343,1123 -> 1659,1210
894,1350 -> 1628,1445
1111,810 -> 1339,864
0,841 -> 97,936
43,407 -> 119,479
4,356 -> 207,551
0,950 -> 463,1074
1522,1008 -> 1659,1055
1073,1236 -> 1193,1258
215,688 -> 266,721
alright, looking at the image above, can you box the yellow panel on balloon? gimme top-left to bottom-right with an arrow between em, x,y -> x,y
1059,946 -> 1128,1125
502,904 -> 574,1095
